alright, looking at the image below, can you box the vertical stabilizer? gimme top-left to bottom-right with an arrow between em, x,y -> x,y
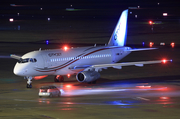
108,9 -> 128,46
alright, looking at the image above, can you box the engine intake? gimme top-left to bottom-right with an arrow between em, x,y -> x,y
76,71 -> 100,83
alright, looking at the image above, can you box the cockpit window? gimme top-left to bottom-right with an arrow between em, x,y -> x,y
18,58 -> 37,63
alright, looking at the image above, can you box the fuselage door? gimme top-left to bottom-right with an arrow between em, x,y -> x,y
41,54 -> 49,69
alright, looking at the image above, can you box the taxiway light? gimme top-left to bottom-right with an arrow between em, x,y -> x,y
149,42 -> 154,47
46,40 -> 49,44
171,42 -> 175,48
142,42 -> 145,46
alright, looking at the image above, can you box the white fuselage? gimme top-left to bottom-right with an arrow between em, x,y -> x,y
13,46 -> 131,77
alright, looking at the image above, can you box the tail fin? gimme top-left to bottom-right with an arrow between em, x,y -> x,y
108,9 -> 128,46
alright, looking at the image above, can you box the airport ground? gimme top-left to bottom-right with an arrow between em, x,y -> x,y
0,12 -> 180,118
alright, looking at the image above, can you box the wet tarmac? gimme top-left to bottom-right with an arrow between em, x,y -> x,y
1,76 -> 180,119
0,43 -> 180,119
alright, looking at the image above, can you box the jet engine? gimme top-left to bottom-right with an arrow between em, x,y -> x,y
76,71 -> 100,83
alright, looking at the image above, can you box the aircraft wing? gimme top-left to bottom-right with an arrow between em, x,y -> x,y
83,59 -> 172,72
10,54 -> 22,61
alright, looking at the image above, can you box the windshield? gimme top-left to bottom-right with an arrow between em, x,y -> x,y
18,58 -> 37,63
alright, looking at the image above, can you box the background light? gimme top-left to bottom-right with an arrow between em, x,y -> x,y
149,21 -> 153,25
46,40 -> 49,44
163,13 -> 168,16
171,42 -> 175,48
9,18 -> 14,22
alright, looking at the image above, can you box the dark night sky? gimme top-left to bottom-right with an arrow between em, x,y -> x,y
0,0 -> 180,20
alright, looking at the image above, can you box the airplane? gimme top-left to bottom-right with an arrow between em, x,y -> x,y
11,9 -> 171,88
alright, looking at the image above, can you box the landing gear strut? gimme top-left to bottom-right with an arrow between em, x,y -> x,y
25,76 -> 33,88
54,75 -> 64,82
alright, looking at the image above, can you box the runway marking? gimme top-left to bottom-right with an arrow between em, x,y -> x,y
136,97 -> 150,101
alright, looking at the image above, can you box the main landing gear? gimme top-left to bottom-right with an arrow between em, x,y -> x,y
54,75 -> 64,82
26,76 -> 32,88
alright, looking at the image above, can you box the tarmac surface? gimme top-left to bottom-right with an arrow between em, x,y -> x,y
0,43 -> 180,119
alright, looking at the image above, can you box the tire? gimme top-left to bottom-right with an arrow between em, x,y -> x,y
27,84 -> 32,88
49,93 -> 53,98
54,75 -> 64,82
58,92 -> 61,97
59,76 -> 64,82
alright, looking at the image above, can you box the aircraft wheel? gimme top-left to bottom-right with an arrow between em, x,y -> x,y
27,84 -> 32,88
58,92 -> 61,97
54,75 -> 64,82
49,93 -> 53,98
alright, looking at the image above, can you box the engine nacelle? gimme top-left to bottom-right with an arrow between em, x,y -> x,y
76,71 -> 100,83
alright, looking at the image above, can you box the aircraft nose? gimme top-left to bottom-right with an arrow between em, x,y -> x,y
13,67 -> 21,76
13,63 -> 26,76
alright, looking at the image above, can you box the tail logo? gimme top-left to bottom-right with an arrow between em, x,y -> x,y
114,23 -> 121,41
108,9 -> 128,46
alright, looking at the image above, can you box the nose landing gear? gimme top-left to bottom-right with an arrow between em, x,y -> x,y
25,76 -> 33,88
